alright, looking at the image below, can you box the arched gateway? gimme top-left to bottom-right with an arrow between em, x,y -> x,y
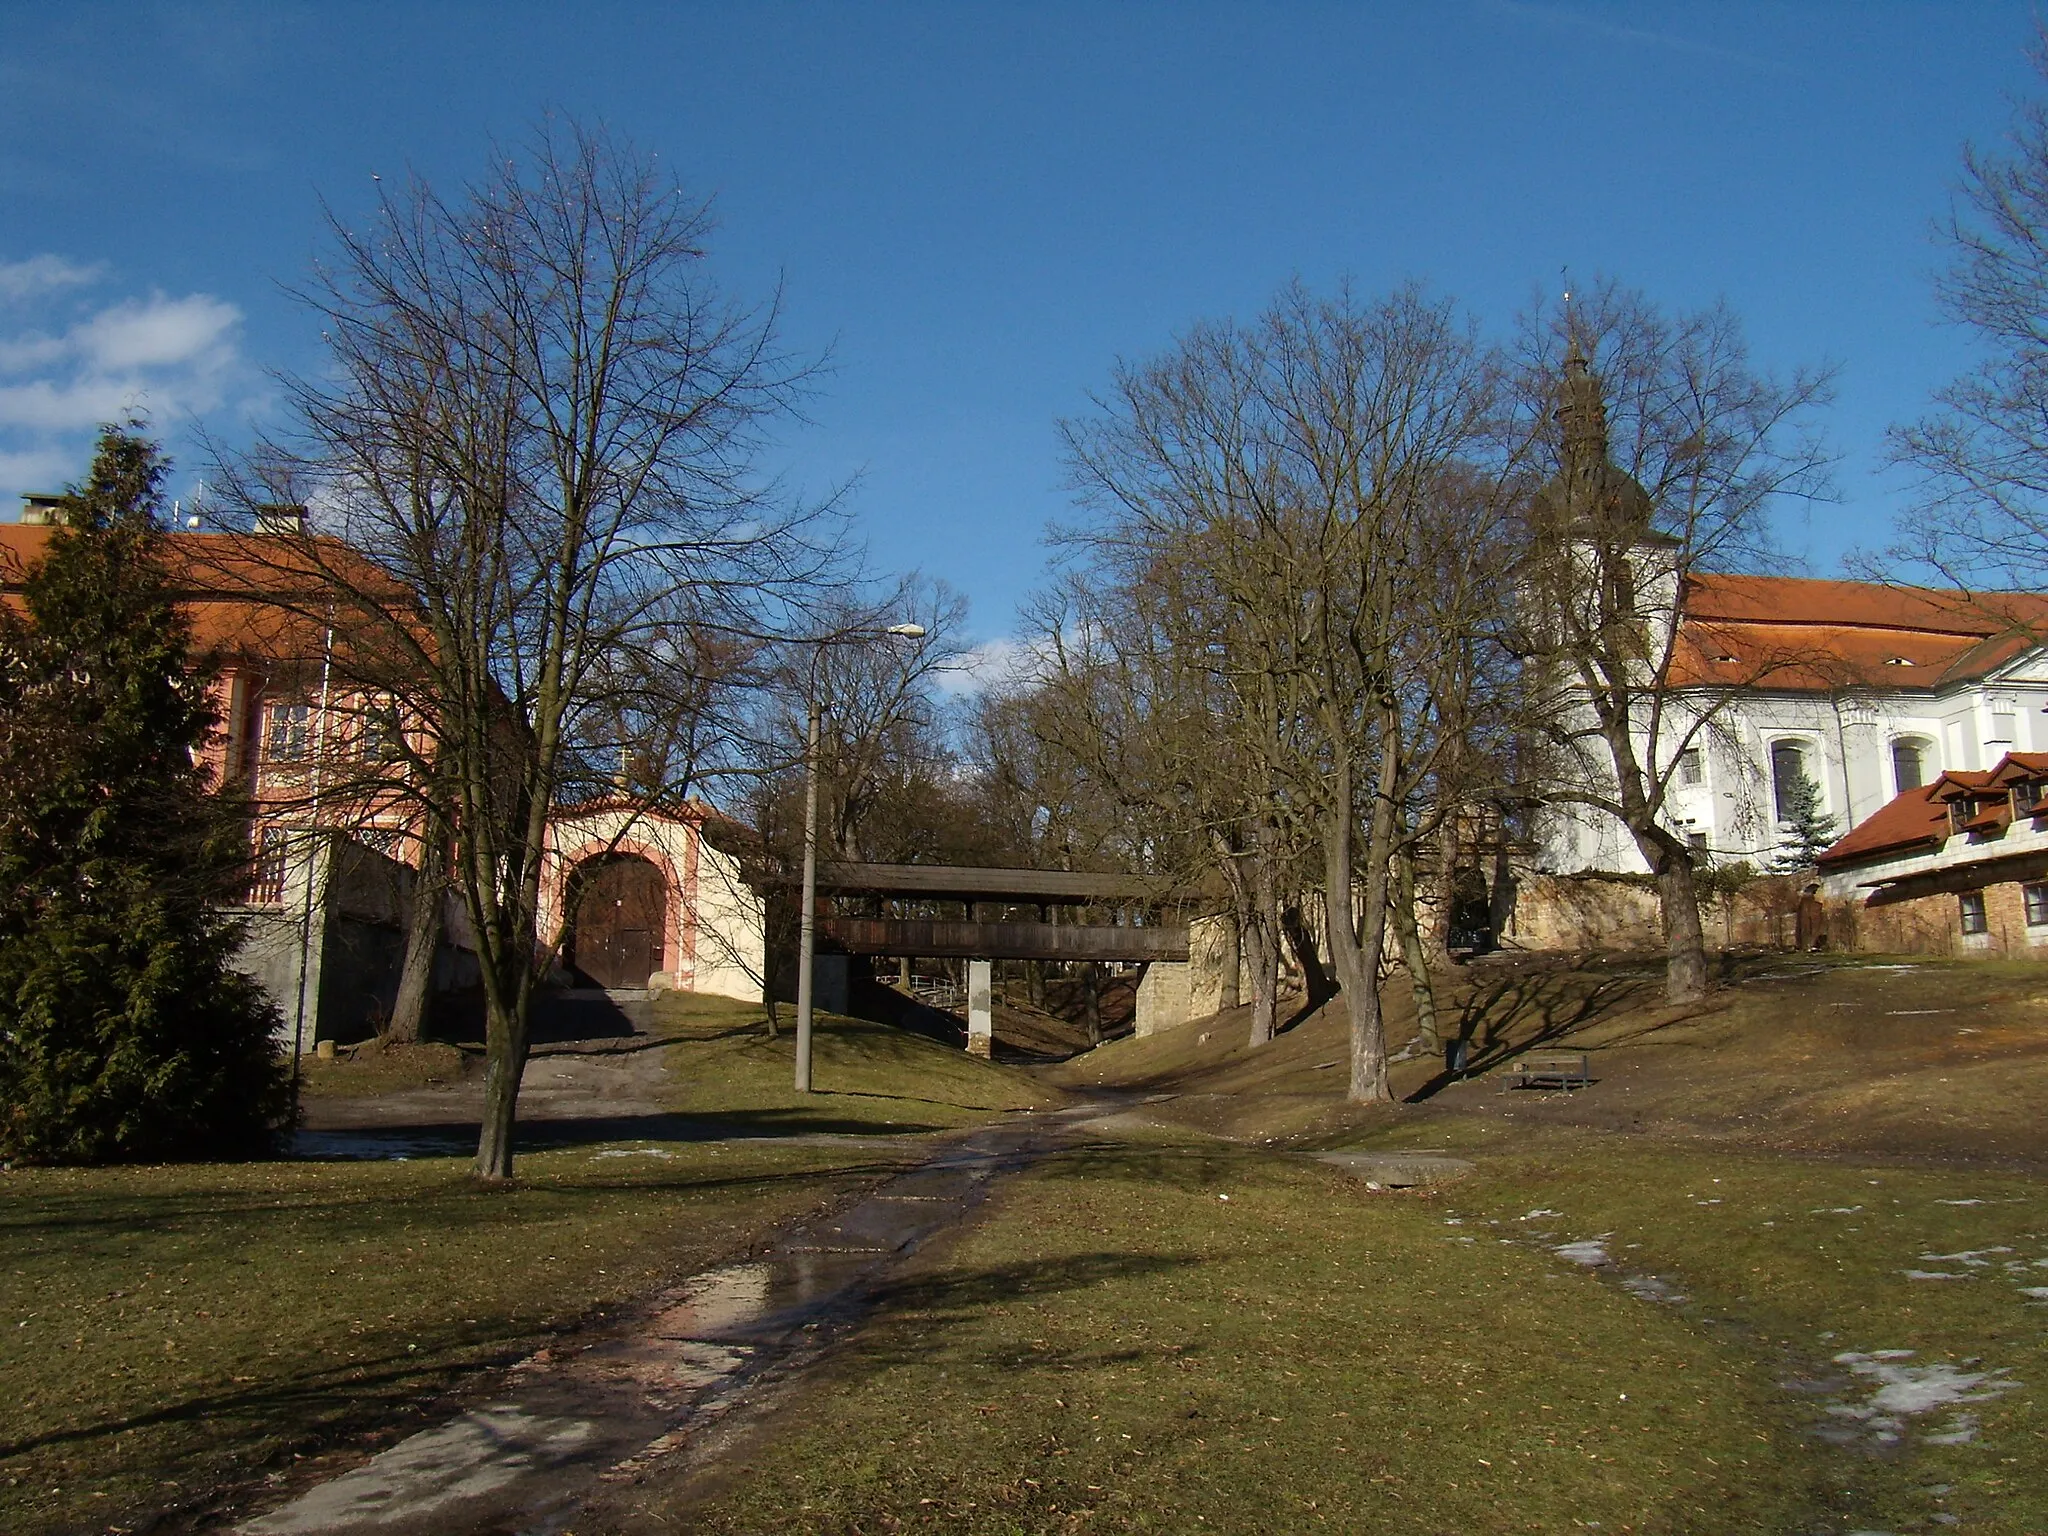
567,853 -> 668,989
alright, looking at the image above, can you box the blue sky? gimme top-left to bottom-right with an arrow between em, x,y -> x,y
1,2 -> 2041,676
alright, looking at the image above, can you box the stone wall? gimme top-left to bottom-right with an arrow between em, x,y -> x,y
1500,874 -> 1664,951
1134,961 -> 1193,1037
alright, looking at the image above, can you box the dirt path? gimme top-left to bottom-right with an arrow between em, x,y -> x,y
230,1098 -> 1131,1535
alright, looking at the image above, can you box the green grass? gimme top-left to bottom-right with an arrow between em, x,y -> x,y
0,1141 -> 905,1535
672,1134 -> 1851,1536
651,995 -> 1061,1133
0,993 -> 1053,1536
659,960 -> 2048,1535
296,1039 -> 469,1099
1332,1120 -> 2048,1533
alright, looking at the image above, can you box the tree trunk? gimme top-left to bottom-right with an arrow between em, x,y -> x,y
384,829 -> 446,1046
1081,960 -> 1102,1047
1246,828 -> 1279,1047
1281,901 -> 1336,1006
472,986 -> 530,1182
1646,838 -> 1711,1004
1217,914 -> 1242,1013
1391,844 -> 1440,1052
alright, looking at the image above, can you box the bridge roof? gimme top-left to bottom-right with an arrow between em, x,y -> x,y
812,861 -> 1203,905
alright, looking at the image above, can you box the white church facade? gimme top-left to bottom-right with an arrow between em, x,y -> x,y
1537,573 -> 2048,876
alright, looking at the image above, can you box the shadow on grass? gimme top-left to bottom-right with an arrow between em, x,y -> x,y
0,1159 -> 913,1242
1405,959 -> 1655,1104
0,1323 -> 533,1465
291,1109 -> 952,1160
808,1249 -> 1203,1380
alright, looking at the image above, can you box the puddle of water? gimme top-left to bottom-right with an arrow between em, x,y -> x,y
235,1408 -> 596,1534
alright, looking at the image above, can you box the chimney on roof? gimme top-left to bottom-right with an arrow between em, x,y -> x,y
253,503 -> 309,537
18,494 -> 65,526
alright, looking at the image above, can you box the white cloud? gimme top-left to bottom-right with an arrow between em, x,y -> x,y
0,257 -> 250,513
937,635 -> 1043,696
0,254 -> 106,304
76,293 -> 240,373
0,446 -> 78,495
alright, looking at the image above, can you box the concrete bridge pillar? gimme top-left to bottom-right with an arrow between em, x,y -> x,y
966,959 -> 993,1058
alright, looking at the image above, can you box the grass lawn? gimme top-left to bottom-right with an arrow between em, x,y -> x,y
665,1133 -> 1838,1535
649,994 -> 1061,1132
644,957 -> 2048,1535
0,994 -> 1052,1536
644,1128 -> 2045,1535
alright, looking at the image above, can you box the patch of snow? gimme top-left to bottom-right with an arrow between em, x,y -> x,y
1936,1198 -> 1986,1206
1918,1248 -> 2013,1266
1812,1205 -> 1864,1215
1554,1240 -> 1611,1267
1620,1274 -> 1688,1304
1824,1351 -> 2020,1449
2020,1287 -> 2048,1301
1901,1271 -> 1973,1282
594,1147 -> 677,1160
1520,1208 -> 1562,1220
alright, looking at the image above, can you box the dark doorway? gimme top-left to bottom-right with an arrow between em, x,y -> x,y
569,855 -> 667,988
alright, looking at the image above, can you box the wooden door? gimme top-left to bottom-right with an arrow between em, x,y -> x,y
571,856 -> 667,988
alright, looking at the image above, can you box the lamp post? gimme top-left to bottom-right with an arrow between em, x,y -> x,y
794,622 -> 926,1093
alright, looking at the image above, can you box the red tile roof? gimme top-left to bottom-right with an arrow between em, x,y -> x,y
1817,782 -> 1964,868
0,524 -> 413,666
1669,575 -> 2048,691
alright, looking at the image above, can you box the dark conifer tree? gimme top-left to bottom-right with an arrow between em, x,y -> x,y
0,425 -> 289,1163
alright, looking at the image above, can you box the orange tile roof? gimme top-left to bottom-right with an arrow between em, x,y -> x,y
1669,575 -> 2048,691
0,524 -> 414,667
1817,783 -> 1956,868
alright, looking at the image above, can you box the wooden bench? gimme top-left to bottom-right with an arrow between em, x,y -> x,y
1497,1051 -> 1594,1091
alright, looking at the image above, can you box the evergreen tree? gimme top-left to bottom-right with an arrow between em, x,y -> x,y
1769,768 -> 1841,874
0,425 -> 289,1163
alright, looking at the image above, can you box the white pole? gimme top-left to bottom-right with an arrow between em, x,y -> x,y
791,621 -> 921,1095
794,691 -> 821,1093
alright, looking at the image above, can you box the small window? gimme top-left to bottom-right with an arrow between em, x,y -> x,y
2025,884 -> 2048,928
2016,781 -> 2044,816
358,697 -> 404,762
1677,748 -> 1704,787
1685,831 -> 1709,851
1959,891 -> 1988,935
1949,798 -> 1973,835
1891,739 -> 1925,794
246,830 -> 288,906
264,701 -> 312,762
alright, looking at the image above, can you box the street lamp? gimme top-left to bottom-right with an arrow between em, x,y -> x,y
794,622 -> 926,1093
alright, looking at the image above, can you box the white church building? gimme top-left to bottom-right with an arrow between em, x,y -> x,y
1538,571 -> 2048,876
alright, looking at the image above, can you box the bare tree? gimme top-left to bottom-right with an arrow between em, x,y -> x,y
212,121 -> 837,1181
1510,283 -> 1834,1004
1889,38 -> 2048,588
1057,282 -> 1511,1100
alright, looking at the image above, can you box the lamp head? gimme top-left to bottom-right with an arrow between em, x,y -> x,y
885,623 -> 927,639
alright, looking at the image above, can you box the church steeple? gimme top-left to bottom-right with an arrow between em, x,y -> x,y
1528,334 -> 1658,547
1557,334 -> 1609,470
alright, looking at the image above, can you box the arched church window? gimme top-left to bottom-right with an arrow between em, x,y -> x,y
1771,739 -> 1812,822
1891,737 -> 1927,795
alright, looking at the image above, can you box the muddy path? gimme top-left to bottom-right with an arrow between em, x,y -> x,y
224,1098 -> 1137,1536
